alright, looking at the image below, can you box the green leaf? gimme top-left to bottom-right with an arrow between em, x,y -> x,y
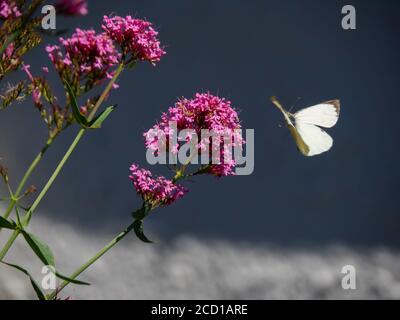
132,205 -> 149,221
22,231 -> 55,267
64,81 -> 88,127
1,261 -> 46,300
88,105 -> 116,129
55,272 -> 90,286
21,230 -> 89,286
133,220 -> 153,243
131,204 -> 153,243
0,216 -> 16,230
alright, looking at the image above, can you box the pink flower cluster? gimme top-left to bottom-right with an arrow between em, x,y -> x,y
0,0 -> 21,19
55,0 -> 88,16
144,93 -> 244,177
129,164 -> 187,206
102,15 -> 166,64
46,28 -> 120,81
45,15 -> 165,84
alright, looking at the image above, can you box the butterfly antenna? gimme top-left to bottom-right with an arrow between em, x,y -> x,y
288,97 -> 302,113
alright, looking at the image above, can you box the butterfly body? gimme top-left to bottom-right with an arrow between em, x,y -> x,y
271,97 -> 340,156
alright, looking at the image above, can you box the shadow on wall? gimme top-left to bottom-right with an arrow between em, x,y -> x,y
1,210 -> 400,299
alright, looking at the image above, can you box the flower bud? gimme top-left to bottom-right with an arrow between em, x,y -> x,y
0,165 -> 9,183
24,185 -> 37,196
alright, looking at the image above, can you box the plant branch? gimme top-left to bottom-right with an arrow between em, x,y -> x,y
0,136 -> 55,232
48,218 -> 137,300
0,64 -> 124,260
48,167 -> 191,298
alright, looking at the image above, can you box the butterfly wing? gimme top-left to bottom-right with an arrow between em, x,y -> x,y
294,100 -> 340,128
294,122 -> 333,156
286,122 -> 310,156
271,97 -> 338,156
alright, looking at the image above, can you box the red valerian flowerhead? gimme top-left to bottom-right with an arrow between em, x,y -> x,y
102,15 -> 166,64
129,164 -> 187,206
55,0 -> 88,16
46,28 -> 120,89
144,93 -> 244,177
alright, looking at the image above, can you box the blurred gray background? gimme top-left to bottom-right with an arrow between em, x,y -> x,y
1,0 -> 400,299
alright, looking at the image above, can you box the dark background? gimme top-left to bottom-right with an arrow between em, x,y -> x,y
1,0 -> 399,248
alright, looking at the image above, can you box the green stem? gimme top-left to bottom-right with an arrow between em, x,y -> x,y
87,63 -> 124,122
0,136 -> 54,227
25,129 -> 86,222
0,64 -> 124,260
49,169 -> 190,298
0,230 -> 18,260
48,219 -> 136,300
0,130 -> 85,261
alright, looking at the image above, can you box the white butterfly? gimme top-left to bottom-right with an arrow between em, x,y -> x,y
271,96 -> 340,156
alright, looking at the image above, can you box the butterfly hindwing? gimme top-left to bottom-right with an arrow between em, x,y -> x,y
287,123 -> 310,156
294,122 -> 333,156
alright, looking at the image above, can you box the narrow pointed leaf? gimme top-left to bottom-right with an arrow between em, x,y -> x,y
55,272 -> 90,286
22,231 -> 55,267
0,216 -> 16,230
65,81 -> 88,127
21,231 -> 89,285
1,261 -> 46,300
89,105 -> 116,129
133,220 -> 153,243
132,206 -> 148,221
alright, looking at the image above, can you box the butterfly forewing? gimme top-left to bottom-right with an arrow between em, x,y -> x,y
294,100 -> 340,128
